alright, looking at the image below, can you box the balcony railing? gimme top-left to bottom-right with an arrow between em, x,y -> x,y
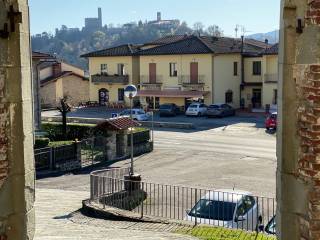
91,74 -> 129,84
140,75 -> 163,85
264,73 -> 278,83
178,75 -> 205,85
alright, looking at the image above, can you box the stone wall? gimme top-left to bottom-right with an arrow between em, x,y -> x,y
278,0 -> 320,239
0,1 -> 35,239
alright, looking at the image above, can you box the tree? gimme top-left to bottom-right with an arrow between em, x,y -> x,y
193,22 -> 205,35
206,25 -> 223,37
57,97 -> 71,139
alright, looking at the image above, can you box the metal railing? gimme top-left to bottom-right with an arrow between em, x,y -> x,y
178,75 -> 205,85
140,75 -> 163,84
264,73 -> 278,83
90,168 -> 275,232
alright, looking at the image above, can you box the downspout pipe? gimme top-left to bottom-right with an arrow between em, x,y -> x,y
240,35 -> 245,109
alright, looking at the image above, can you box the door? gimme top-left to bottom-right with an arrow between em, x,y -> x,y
234,196 -> 257,231
98,88 -> 109,106
252,89 -> 262,108
149,63 -> 156,83
190,62 -> 198,84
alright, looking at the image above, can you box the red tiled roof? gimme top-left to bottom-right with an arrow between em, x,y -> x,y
32,51 -> 55,59
40,71 -> 88,86
97,117 -> 141,131
138,89 -> 209,98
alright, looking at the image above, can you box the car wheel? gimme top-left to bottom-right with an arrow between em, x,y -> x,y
197,112 -> 201,117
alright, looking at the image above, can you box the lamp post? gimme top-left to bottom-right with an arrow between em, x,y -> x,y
124,84 -> 137,176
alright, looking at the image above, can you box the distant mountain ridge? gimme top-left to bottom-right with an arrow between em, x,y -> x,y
247,30 -> 279,44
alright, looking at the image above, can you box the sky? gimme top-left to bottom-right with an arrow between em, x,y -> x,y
29,0 -> 280,37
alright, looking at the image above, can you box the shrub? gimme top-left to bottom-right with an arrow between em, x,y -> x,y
34,137 -> 50,149
42,122 -> 96,141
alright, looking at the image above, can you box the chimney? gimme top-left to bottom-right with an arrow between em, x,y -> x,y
157,12 -> 161,21
52,62 -> 62,77
265,39 -> 269,45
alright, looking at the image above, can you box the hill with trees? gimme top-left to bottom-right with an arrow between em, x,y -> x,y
31,21 -> 223,70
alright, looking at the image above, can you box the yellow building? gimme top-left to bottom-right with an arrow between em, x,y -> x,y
82,35 -> 278,111
39,61 -> 89,108
81,44 -> 140,106
241,43 -> 278,110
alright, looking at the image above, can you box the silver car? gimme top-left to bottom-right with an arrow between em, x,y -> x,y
185,189 -> 260,231
206,104 -> 235,118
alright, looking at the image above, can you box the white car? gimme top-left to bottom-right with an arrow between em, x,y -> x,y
119,109 -> 149,121
185,103 -> 207,116
185,189 -> 260,231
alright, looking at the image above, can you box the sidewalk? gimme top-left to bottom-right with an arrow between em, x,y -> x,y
34,187 -> 196,240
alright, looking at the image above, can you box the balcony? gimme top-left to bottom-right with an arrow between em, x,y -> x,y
178,75 -> 205,85
91,74 -> 129,84
139,75 -> 163,90
264,73 -> 278,83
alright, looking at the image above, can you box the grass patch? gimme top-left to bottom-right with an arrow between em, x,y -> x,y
176,226 -> 275,240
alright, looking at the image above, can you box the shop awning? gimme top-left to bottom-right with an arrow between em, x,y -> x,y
137,90 -> 209,98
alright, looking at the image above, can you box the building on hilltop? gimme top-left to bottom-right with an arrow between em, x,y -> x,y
147,12 -> 180,30
84,7 -> 102,31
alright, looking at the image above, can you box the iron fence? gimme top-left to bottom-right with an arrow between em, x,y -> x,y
90,168 -> 276,232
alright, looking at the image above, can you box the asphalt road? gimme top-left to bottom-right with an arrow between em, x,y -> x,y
37,123 -> 276,198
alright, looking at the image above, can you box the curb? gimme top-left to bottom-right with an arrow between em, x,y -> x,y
81,199 -> 169,224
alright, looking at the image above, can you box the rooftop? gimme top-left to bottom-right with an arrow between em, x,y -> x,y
81,44 -> 141,58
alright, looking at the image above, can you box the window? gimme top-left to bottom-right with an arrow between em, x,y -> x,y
101,64 -> 108,74
273,89 -> 278,105
252,61 -> 261,75
225,90 -> 233,103
233,62 -> 238,76
117,64 -> 125,76
169,63 -> 177,77
118,88 -> 124,101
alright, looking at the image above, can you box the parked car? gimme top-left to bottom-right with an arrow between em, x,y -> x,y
185,189 -> 260,231
159,103 -> 181,117
185,103 -> 207,116
265,112 -> 277,130
119,108 -> 149,121
206,104 -> 236,118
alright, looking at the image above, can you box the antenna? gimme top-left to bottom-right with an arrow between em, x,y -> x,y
235,24 -> 240,38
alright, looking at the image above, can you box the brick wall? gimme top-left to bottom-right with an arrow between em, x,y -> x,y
306,0 -> 320,25
296,64 -> 320,239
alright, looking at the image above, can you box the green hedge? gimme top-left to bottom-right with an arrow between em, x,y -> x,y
128,129 -> 150,146
42,122 -> 96,141
34,137 -> 50,149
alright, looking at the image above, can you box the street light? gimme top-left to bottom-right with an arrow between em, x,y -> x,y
124,84 -> 137,176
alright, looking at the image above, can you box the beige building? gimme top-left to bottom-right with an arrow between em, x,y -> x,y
82,35 -> 278,111
81,45 -> 140,106
38,60 -> 89,108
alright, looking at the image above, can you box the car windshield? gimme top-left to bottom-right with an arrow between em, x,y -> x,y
208,105 -> 220,109
137,110 -> 145,115
120,110 -> 131,115
189,199 -> 236,221
189,104 -> 198,109
160,105 -> 172,109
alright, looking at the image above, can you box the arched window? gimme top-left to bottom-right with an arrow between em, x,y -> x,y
98,88 -> 109,106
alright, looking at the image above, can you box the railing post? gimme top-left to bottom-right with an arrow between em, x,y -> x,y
195,188 -> 198,226
141,182 -> 144,219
